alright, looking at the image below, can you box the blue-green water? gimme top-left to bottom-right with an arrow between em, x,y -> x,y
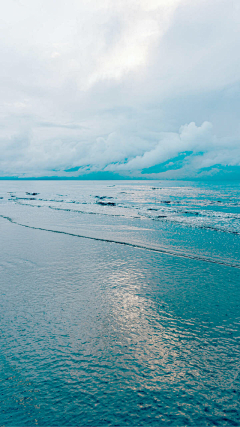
0,181 -> 240,426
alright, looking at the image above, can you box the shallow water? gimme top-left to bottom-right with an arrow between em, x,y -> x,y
0,181 -> 240,426
1,180 -> 240,235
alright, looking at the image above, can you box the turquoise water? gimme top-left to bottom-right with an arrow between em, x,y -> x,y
0,181 -> 240,426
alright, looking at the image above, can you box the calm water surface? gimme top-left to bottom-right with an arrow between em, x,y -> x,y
0,181 -> 239,426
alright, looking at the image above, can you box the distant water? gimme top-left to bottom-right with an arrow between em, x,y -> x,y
0,180 -> 240,426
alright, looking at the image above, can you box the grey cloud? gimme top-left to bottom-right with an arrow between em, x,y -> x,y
0,0 -> 240,178
113,122 -> 213,171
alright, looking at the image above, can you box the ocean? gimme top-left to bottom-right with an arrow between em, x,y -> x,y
0,180 -> 239,426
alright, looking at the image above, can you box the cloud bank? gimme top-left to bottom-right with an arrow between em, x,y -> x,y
1,0 -> 240,178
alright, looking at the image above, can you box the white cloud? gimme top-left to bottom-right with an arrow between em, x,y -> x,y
113,122 -> 213,171
0,0 -> 240,177
1,121 -> 239,178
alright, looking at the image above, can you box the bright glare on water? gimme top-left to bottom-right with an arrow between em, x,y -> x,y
0,181 -> 239,426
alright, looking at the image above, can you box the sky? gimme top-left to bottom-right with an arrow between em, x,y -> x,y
1,0 -> 240,179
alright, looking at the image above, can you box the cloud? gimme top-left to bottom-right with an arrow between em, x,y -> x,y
112,122 -> 214,171
1,121 -> 239,179
0,0 -> 240,178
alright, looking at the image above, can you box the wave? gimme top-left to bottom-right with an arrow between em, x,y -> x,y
13,200 -> 125,217
10,197 -> 36,201
11,198 -> 240,236
1,214 -> 239,269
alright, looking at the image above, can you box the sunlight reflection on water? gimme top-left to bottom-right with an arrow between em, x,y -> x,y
0,181 -> 240,426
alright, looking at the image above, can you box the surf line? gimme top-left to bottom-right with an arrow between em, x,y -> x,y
1,214 -> 240,269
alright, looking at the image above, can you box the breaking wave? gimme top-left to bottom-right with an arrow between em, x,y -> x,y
1,214 -> 239,269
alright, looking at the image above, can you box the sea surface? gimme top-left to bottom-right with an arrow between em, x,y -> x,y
0,180 -> 239,426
